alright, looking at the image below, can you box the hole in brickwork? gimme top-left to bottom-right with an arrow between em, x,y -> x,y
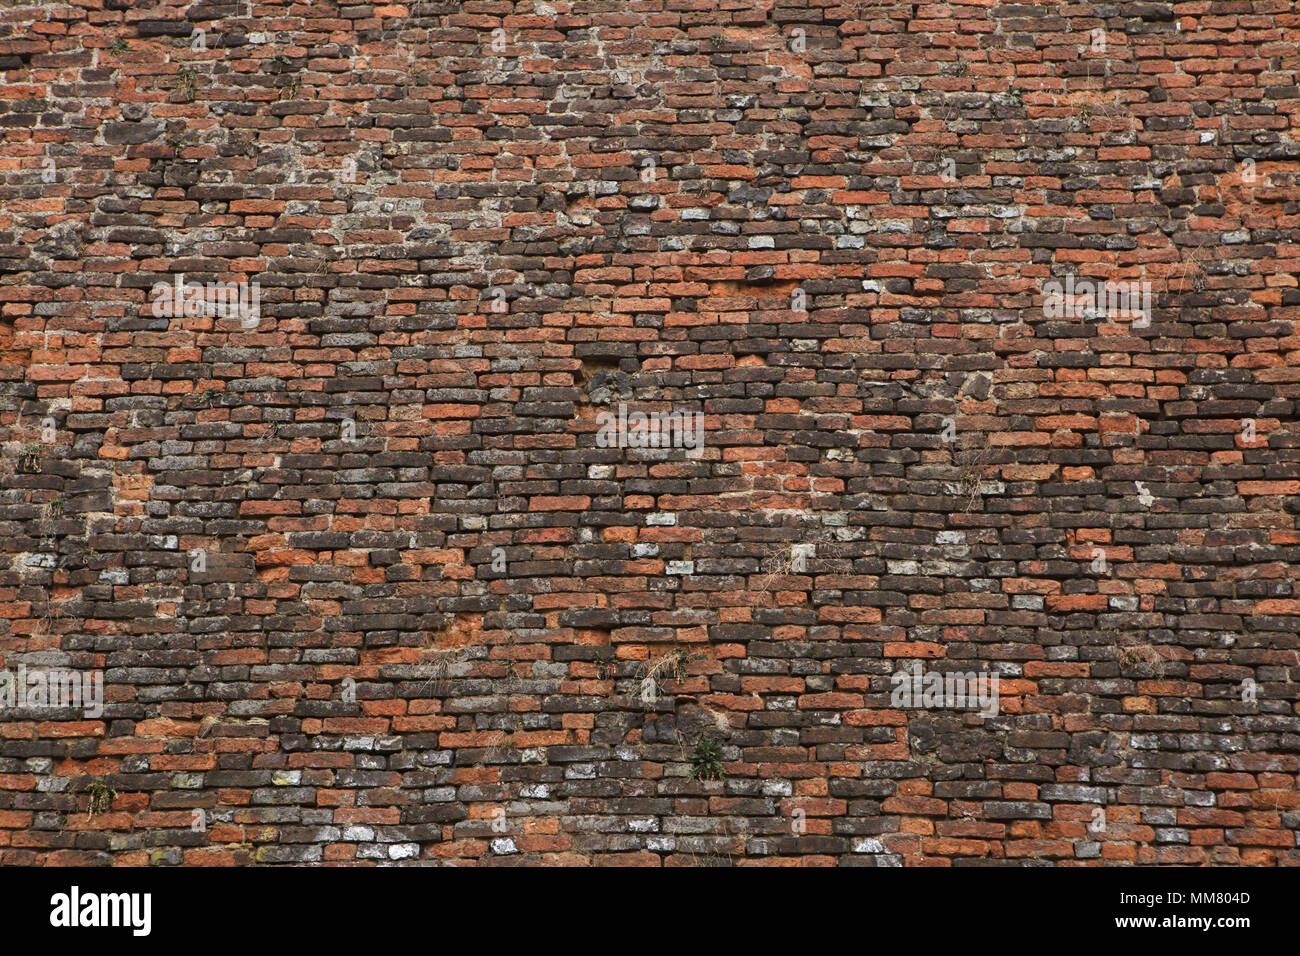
579,354 -> 622,382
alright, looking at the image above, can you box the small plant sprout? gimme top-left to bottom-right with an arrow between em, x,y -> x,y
689,739 -> 725,781
87,779 -> 116,820
179,66 -> 198,98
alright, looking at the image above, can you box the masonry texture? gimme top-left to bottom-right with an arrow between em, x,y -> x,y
1,0 -> 1299,867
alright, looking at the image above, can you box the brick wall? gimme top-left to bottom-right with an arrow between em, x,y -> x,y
1,0 -> 1299,866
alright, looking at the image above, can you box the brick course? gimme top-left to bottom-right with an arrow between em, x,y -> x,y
1,0 -> 1299,865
